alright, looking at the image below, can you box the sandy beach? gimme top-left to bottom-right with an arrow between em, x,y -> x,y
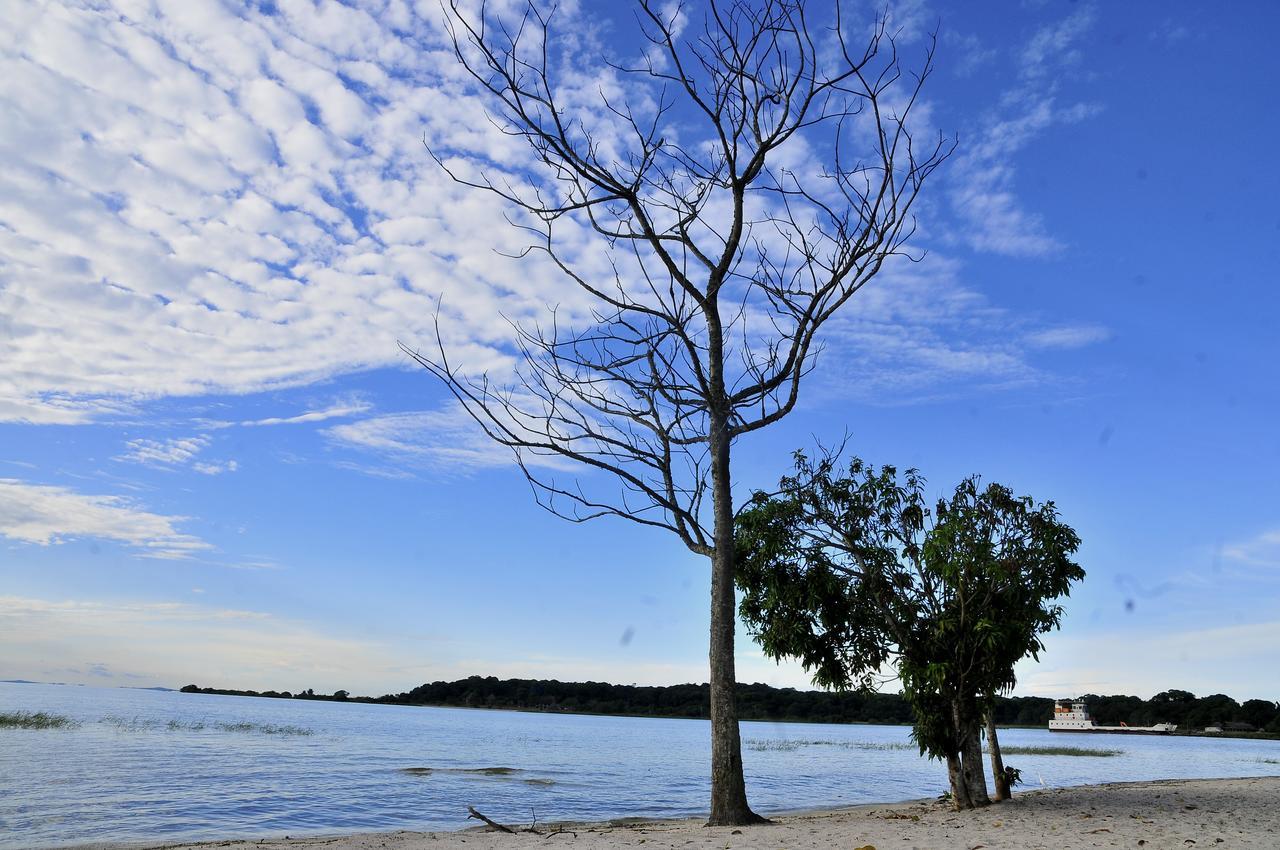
76,775 -> 1280,850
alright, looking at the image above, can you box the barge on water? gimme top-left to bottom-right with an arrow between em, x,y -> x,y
1050,699 -> 1177,734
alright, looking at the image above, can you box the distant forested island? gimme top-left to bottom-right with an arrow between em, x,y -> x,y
179,677 -> 1280,734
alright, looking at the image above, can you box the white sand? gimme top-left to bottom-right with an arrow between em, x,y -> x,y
80,775 -> 1280,850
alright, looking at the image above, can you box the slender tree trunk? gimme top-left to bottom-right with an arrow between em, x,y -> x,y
705,412 -> 761,826
945,751 -> 973,810
952,700 -> 990,808
986,710 -> 1010,801
962,725 -> 991,807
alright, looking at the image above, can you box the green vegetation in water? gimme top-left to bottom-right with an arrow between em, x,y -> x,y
747,738 -> 912,752
399,766 -> 554,786
993,745 -> 1122,757
99,716 -> 312,735
0,711 -> 81,729
400,766 -> 522,776
1256,757 -> 1280,765
213,721 -> 312,736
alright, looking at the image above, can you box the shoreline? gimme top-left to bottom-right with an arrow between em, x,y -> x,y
63,775 -> 1280,850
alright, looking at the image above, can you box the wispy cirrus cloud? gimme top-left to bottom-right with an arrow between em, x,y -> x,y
115,434 -> 237,475
191,459 -> 239,476
945,31 -> 998,78
116,435 -> 209,466
0,478 -> 210,558
1019,4 -> 1096,79
1222,529 -> 1280,569
326,406 -> 524,473
811,253 -> 1108,404
239,399 -> 372,427
948,5 -> 1102,257
1025,325 -> 1111,350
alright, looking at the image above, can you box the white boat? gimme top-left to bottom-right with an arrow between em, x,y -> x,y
1049,699 -> 1177,734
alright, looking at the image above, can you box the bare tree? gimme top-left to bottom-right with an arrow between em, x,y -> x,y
406,0 -> 951,825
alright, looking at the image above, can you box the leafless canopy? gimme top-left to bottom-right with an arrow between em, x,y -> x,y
406,0 -> 953,556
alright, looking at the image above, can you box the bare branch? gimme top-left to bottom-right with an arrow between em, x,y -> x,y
418,0 -> 951,554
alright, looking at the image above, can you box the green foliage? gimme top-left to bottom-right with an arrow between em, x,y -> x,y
734,452 -> 1084,767
1078,692 -> 1279,732
173,676 -> 1277,735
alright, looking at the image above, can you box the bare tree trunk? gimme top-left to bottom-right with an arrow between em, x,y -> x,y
961,724 -> 991,807
951,700 -> 989,808
986,710 -> 1010,801
706,414 -> 761,826
945,752 -> 972,810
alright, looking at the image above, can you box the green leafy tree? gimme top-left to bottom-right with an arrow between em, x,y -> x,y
736,453 -> 1083,809
1239,699 -> 1279,731
1147,689 -> 1197,727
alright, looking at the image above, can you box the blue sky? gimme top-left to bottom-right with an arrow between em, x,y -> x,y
1,0 -> 1278,702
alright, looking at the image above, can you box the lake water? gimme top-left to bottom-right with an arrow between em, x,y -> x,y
2,683 -> 1278,849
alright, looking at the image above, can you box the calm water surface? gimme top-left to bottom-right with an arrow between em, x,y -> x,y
2,683 -> 1278,848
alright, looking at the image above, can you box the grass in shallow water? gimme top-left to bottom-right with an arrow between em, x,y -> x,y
747,739 -> 913,752
0,711 -> 81,729
399,766 -> 556,786
100,716 -> 313,735
995,745 -> 1122,757
746,738 -> 1120,756
211,721 -> 313,735
401,766 -> 522,776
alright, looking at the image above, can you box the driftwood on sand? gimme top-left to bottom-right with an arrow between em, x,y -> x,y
467,806 -> 577,839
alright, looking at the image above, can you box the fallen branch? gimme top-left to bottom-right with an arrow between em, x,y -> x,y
541,828 -> 578,839
467,806 -> 516,834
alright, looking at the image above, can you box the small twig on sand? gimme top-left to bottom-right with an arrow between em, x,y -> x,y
467,806 -> 516,834
540,828 -> 578,839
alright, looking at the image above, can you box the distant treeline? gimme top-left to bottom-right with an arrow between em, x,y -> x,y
179,677 -> 1280,733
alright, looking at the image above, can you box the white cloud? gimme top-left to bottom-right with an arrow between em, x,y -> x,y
0,594 -> 434,693
1020,6 -> 1096,79
0,1 -> 576,424
116,435 -> 210,466
0,0 -> 1109,435
115,433 -> 237,474
947,6 -> 1102,257
811,253 -> 1044,403
0,478 -> 209,559
1222,529 -> 1280,569
1018,619 -> 1280,700
192,459 -> 238,476
331,460 -> 417,480
239,399 -> 372,427
0,395 -> 135,425
326,251 -> 1110,464
325,405 -> 526,472
946,31 -> 999,78
1025,325 -> 1111,350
